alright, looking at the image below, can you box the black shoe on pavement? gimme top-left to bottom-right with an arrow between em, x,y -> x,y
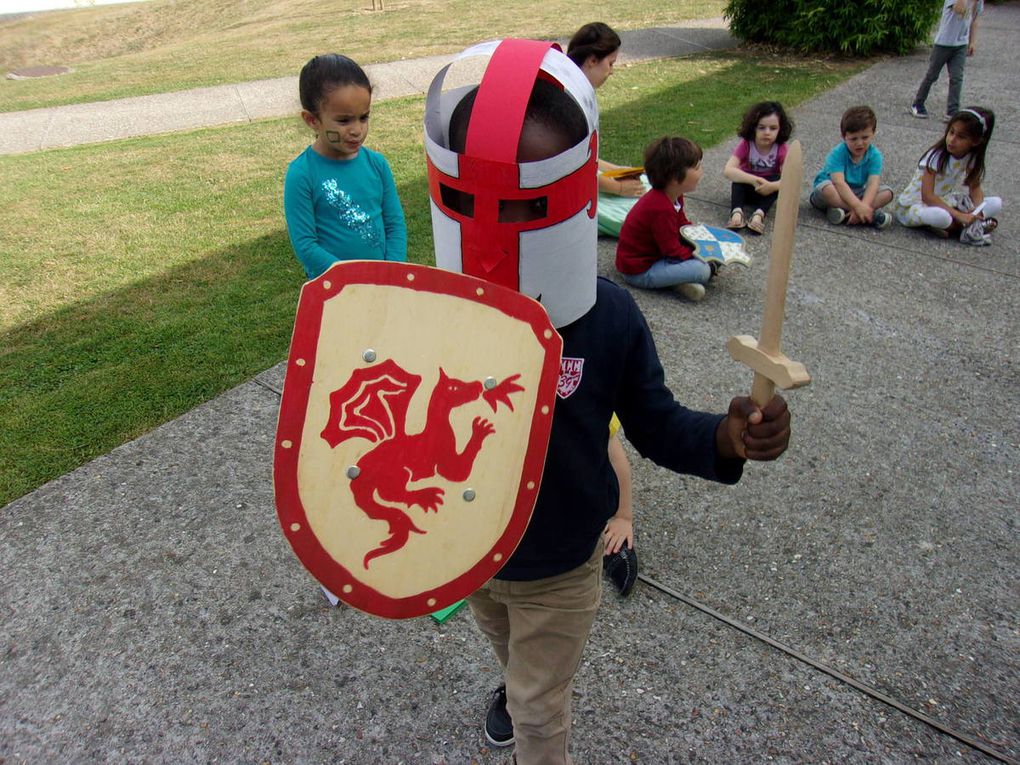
603,545 -> 639,596
485,684 -> 514,748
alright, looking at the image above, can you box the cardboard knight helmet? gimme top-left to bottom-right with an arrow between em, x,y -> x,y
424,39 -> 600,328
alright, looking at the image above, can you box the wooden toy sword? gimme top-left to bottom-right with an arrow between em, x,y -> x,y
726,139 -> 811,406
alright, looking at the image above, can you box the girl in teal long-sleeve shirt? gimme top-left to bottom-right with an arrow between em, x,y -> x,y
284,54 -> 407,279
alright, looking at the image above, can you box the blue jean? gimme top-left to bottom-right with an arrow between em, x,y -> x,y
914,44 -> 967,115
620,257 -> 711,290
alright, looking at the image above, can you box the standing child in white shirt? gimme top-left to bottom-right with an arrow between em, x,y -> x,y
910,0 -> 984,121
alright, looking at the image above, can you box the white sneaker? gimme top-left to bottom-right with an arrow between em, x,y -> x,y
960,219 -> 991,246
675,282 -> 706,302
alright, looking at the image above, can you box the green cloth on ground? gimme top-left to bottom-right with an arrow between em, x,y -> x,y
596,174 -> 650,238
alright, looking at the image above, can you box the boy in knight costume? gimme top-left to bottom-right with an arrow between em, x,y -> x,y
424,39 -> 791,764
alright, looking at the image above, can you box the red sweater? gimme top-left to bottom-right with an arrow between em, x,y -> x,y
615,188 -> 694,275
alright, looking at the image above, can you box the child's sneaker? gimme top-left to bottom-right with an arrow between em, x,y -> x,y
675,282 -> 705,302
872,210 -> 892,230
484,685 -> 514,747
826,207 -> 848,225
603,545 -> 639,596
910,104 -> 929,119
960,219 -> 991,246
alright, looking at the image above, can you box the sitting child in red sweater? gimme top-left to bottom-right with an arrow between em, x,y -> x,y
615,136 -> 711,302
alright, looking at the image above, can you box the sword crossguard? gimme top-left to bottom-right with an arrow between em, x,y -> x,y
727,335 -> 811,393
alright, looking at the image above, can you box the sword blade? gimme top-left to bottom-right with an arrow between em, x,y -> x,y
757,139 -> 804,356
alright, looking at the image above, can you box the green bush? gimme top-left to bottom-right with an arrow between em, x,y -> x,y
725,0 -> 941,56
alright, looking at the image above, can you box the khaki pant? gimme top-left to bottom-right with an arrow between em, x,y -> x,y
468,540 -> 603,765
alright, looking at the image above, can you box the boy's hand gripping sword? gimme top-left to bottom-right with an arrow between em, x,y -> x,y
726,139 -> 811,406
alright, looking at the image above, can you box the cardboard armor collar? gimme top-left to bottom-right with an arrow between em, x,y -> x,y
424,39 -> 600,328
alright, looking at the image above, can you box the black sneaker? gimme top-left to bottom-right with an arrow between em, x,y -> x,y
603,545 -> 639,596
909,104 -> 928,119
485,684 -> 514,748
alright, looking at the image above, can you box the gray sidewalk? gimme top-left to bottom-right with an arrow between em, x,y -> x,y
0,20 -> 735,155
3,6 -> 1019,764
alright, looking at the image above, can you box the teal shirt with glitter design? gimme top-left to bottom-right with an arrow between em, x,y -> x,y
284,145 -> 407,279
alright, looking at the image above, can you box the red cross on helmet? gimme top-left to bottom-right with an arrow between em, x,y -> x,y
424,39 -> 600,328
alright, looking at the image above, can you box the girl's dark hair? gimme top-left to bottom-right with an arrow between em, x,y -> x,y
737,101 -> 794,144
299,54 -> 371,114
449,79 -> 588,156
566,22 -> 621,67
922,106 -> 995,187
643,136 -> 703,189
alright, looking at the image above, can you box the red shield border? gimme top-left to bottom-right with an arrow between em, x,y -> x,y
273,261 -> 562,619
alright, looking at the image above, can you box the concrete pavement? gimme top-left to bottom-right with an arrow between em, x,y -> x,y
2,6 -> 1018,764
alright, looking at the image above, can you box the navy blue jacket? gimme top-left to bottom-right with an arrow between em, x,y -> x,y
497,278 -> 744,580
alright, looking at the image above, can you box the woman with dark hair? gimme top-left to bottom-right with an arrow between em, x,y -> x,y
568,23 -> 644,597
567,22 -> 648,238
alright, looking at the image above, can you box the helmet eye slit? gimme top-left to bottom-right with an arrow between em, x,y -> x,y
498,196 -> 548,223
440,184 -> 475,217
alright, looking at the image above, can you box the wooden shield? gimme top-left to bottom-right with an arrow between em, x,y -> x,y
274,261 -> 562,619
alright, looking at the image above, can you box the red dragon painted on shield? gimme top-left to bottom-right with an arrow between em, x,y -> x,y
320,359 -> 524,568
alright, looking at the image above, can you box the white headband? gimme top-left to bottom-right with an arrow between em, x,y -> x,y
958,108 -> 987,134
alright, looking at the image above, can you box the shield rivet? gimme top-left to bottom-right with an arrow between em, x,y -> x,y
346,466 -> 361,479
362,349 -> 377,363
483,377 -> 497,390
463,489 -> 476,502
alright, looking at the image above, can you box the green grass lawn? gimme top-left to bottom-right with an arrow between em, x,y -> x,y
0,0 -> 724,112
0,51 -> 863,506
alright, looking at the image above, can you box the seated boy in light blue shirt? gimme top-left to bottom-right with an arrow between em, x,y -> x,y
809,105 -> 894,229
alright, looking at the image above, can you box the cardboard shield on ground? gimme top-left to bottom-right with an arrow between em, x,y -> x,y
681,224 -> 752,267
274,261 -> 562,619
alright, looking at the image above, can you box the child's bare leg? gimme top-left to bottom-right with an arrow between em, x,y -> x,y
873,188 -> 894,209
816,184 -> 846,210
